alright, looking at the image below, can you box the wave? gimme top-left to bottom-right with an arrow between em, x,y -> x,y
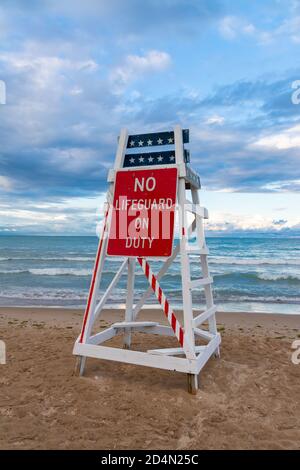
215,294 -> 300,304
3,254 -> 299,267
0,288 -> 128,301
2,267 -> 299,283
0,268 -> 92,276
214,271 -> 300,283
0,256 -> 93,262
2,256 -> 298,266
0,267 -> 144,277
208,257 -> 300,266
0,290 -> 88,300
0,290 -> 299,306
257,273 -> 300,281
30,268 -> 93,276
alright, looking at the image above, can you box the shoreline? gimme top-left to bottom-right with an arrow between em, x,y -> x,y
0,301 -> 300,316
1,305 -> 299,328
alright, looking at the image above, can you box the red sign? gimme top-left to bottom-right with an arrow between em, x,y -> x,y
107,168 -> 178,258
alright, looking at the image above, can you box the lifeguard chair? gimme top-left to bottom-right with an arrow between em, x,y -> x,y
73,125 -> 221,393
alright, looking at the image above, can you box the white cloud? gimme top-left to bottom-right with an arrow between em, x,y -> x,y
275,16 -> 300,43
70,86 -> 83,95
219,14 -> 300,45
193,126 -> 237,144
207,211 -> 299,232
252,124 -> 300,150
0,51 -> 98,89
50,147 -> 100,172
205,115 -> 225,125
218,16 -> 238,39
262,179 -> 300,192
110,50 -> 171,90
0,208 -> 67,224
0,175 -> 13,191
218,16 -> 256,40
0,194 -> 107,234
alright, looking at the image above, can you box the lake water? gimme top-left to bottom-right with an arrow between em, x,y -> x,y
0,236 -> 299,314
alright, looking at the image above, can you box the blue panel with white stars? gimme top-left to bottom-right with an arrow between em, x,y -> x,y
123,151 -> 176,168
126,129 -> 189,149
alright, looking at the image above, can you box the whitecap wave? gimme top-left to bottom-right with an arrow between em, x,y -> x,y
0,268 -> 92,276
0,256 -> 93,262
257,273 -> 300,281
209,257 -> 300,266
29,268 -> 92,276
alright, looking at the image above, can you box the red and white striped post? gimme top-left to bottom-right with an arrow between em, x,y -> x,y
137,257 -> 195,360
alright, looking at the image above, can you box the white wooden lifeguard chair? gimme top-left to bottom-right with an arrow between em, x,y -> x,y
73,125 -> 221,394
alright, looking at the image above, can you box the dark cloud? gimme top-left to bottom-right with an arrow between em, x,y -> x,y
1,61 -> 300,200
201,76 -> 300,125
136,76 -> 300,128
122,74 -> 300,192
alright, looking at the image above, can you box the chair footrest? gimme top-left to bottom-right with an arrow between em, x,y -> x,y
112,321 -> 158,329
147,346 -> 206,356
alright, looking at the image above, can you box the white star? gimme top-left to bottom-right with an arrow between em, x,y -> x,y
147,139 -> 153,146
139,156 -> 144,162
148,156 -> 154,162
138,140 -> 144,146
157,155 -> 163,162
168,137 -> 174,144
169,155 -> 175,161
157,138 -> 163,145
129,140 -> 135,147
129,157 -> 135,164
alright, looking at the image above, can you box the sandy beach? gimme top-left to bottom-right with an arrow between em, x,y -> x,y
0,306 -> 299,450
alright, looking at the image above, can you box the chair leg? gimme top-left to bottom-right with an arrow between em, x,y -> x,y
74,355 -> 86,376
187,373 -> 198,395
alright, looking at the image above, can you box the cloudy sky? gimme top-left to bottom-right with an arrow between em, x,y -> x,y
0,0 -> 300,235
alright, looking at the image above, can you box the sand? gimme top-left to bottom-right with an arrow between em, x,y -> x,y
0,306 -> 299,450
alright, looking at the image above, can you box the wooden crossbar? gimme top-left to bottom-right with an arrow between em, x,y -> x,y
193,306 -> 217,328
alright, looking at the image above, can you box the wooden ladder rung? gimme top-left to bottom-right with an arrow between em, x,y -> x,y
185,201 -> 209,219
189,276 -> 213,289
193,305 -> 217,327
194,327 -> 215,341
